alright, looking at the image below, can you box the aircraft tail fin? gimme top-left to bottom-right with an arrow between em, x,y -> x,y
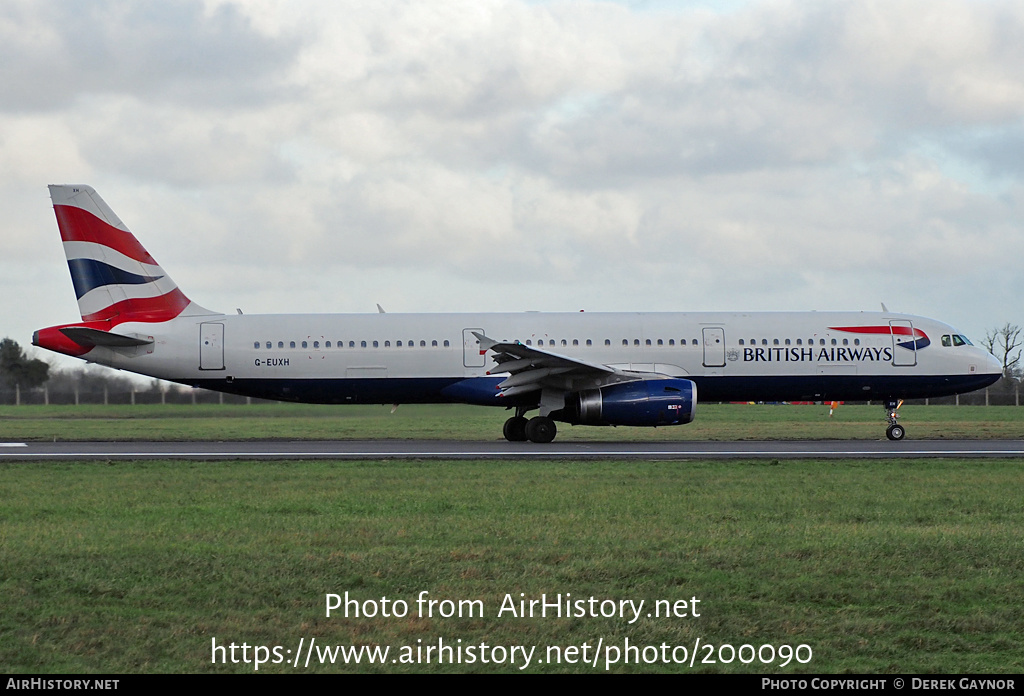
48,185 -> 215,323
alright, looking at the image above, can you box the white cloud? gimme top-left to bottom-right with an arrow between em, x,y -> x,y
3,0 -> 1024,355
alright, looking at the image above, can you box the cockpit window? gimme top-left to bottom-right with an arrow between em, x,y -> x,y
941,335 -> 952,347
952,334 -> 970,346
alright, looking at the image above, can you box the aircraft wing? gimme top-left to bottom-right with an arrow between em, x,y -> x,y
474,332 -> 639,399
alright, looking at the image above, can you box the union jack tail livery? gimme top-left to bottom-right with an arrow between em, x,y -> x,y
49,185 -> 210,324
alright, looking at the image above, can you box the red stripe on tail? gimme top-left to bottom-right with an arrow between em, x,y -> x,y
54,205 -> 157,265
82,289 -> 191,325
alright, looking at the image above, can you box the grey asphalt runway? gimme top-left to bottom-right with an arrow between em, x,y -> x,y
2,439 -> 1024,460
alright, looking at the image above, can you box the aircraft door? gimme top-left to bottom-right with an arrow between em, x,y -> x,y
890,320 -> 917,367
702,327 -> 726,367
200,322 -> 225,370
463,328 -> 486,368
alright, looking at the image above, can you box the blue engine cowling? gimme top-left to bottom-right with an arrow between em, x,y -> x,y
563,378 -> 697,427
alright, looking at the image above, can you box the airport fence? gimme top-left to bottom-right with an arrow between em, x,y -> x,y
0,385 -> 264,406
0,384 -> 1021,407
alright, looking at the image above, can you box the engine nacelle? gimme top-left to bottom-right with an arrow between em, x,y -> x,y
564,378 -> 697,427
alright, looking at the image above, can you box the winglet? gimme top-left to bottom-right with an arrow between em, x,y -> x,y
472,331 -> 497,350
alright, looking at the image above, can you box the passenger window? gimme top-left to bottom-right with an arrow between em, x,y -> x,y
360,341 -> 366,348
668,339 -> 675,345
313,341 -> 320,348
278,341 -> 284,349
302,341 -> 308,348
645,339 -> 652,346
290,341 -> 296,348
773,339 -> 779,345
373,341 -> 379,348
431,340 -> 438,347
325,341 -> 331,348
739,339 -> 745,345
444,340 -> 450,347
253,341 -> 260,349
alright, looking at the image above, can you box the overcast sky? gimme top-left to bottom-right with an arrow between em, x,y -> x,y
4,0 -> 1024,369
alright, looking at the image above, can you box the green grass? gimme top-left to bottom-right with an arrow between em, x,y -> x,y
1,402 -> 1023,441
2,458 -> 1023,673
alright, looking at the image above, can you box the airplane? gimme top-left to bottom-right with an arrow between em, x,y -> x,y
33,185 -> 1003,443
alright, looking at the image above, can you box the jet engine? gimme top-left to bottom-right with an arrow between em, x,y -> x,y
563,378 -> 697,427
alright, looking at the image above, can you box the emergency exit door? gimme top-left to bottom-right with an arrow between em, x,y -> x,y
200,323 -> 225,370
703,327 -> 726,368
890,320 -> 917,367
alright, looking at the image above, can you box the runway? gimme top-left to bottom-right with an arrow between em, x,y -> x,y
2,439 -> 1024,460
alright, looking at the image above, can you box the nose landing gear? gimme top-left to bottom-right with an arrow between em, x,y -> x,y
885,399 -> 905,440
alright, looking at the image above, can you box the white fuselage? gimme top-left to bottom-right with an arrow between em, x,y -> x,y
87,309 -> 1001,406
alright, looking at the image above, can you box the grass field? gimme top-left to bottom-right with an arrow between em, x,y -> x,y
2,404 -> 1022,674
1,402 -> 1023,441
2,456 -> 1023,674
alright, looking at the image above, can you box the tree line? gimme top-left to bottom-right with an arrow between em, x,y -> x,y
0,337 -> 250,405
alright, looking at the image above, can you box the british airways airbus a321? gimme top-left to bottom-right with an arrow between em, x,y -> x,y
33,185 -> 1001,443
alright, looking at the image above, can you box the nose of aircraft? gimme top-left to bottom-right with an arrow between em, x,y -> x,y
982,350 -> 1003,376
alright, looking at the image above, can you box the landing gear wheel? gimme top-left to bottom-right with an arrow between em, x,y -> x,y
883,399 -> 905,441
525,416 -> 557,443
886,424 -> 905,441
503,416 -> 528,442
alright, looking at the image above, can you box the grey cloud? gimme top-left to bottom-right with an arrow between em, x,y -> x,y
0,0 -> 300,112
6,0 -> 1024,349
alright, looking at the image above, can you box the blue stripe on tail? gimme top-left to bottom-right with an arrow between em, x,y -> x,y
67,258 -> 164,299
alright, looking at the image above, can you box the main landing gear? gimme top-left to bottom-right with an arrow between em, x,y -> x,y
885,399 -> 905,440
503,407 -> 557,443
